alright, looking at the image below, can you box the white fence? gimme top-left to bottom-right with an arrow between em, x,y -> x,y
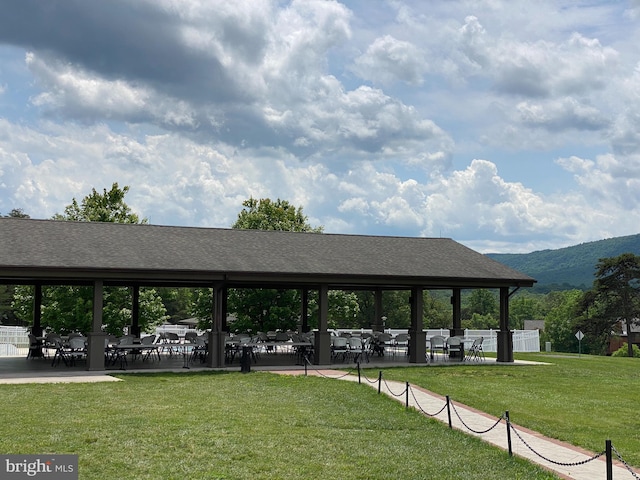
335,328 -> 540,353
477,330 -> 541,353
0,326 -> 29,356
0,325 -> 205,357
154,325 -> 203,336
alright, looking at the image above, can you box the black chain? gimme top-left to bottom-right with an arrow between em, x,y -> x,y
409,385 -> 448,417
509,423 -> 605,467
612,444 -> 640,479
381,378 -> 408,397
359,369 -> 380,384
302,357 -> 355,379
450,401 -> 504,434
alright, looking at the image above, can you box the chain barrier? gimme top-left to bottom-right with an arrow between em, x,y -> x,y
508,422 -> 605,467
612,444 -> 640,479
408,385 -> 448,417
302,356 -> 356,379
381,377 -> 408,397
297,364 -> 640,477
448,401 -> 505,434
359,368 -> 381,384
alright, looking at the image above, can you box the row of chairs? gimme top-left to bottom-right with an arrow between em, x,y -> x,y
331,336 -> 369,363
106,334 -> 163,368
35,333 -> 88,367
429,335 -> 485,361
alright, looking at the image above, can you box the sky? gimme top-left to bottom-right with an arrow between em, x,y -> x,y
1,0 -> 640,254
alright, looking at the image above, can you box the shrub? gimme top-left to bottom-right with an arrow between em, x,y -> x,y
611,343 -> 640,358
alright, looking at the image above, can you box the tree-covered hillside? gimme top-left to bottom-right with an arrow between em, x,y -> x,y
487,234 -> 640,292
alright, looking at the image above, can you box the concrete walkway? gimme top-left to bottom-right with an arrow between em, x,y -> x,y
274,368 -> 639,480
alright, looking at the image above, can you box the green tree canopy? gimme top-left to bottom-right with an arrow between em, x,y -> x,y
542,290 -> 584,353
53,183 -> 146,223
423,291 -> 452,329
461,289 -> 498,329
2,208 -> 30,218
573,289 -> 614,355
233,198 -> 322,232
509,293 -> 545,330
589,253 -> 640,357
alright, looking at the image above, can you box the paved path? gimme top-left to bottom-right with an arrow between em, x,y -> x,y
0,375 -> 121,384
275,369 -> 638,480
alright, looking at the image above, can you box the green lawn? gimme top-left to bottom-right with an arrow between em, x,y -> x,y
375,352 -> 640,467
0,371 -> 557,479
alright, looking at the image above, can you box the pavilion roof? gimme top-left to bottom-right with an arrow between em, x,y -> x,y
0,218 -> 535,289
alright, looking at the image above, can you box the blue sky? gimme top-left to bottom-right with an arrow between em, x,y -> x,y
1,0 -> 640,253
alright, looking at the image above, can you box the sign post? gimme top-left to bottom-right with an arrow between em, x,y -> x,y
575,330 -> 584,357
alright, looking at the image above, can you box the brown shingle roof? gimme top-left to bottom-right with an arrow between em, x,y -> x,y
0,217 -> 535,288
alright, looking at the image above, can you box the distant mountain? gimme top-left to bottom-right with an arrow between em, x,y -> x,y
486,234 -> 640,292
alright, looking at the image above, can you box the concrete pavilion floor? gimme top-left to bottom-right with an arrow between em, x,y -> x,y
0,347 -> 505,380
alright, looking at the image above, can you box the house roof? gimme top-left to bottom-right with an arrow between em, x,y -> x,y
0,217 -> 536,289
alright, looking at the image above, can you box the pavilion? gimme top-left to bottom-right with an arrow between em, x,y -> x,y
0,217 -> 536,370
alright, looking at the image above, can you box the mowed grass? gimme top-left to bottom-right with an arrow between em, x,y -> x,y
376,353 -> 640,467
0,371 -> 558,480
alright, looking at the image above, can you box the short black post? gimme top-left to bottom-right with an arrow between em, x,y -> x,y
304,355 -> 308,376
240,346 -> 251,373
405,382 -> 409,408
357,361 -> 361,384
446,395 -> 452,429
378,371 -> 382,394
606,440 -> 612,480
182,346 -> 190,369
505,411 -> 512,456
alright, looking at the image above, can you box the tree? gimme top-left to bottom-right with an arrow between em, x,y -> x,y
233,197 -> 322,232
13,185 -> 166,334
350,290 -> 413,329
227,288 -> 300,332
317,290 -> 361,330
509,293 -> 545,330
590,253 -> 640,357
542,290 -> 583,353
467,289 -> 498,316
574,289 -> 614,355
464,313 -> 499,330
352,291 -> 376,328
423,291 -> 452,329
156,288 -> 196,323
0,284 -> 19,325
351,290 -> 451,330
189,288 -> 215,330
52,183 -> 146,224
462,289 -> 498,328
328,291 -> 360,328
2,208 -> 30,218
